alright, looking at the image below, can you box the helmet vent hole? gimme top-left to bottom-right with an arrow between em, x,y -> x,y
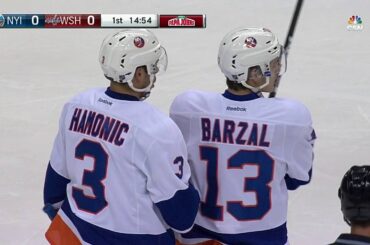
223,42 -> 226,45
232,65 -> 236,69
119,36 -> 126,42
269,48 -> 279,54
266,41 -> 271,44
109,43 -> 112,45
238,73 -> 245,76
152,40 -> 156,44
120,64 -> 125,68
231,36 -> 239,42
232,60 -> 235,64
121,59 -> 125,64
233,55 -> 237,58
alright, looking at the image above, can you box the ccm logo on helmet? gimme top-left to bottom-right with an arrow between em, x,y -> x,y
134,36 -> 145,48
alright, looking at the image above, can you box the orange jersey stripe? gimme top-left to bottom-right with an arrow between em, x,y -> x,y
45,214 -> 81,245
176,240 -> 222,245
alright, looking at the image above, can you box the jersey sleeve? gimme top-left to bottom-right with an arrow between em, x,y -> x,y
283,109 -> 316,190
49,104 -> 70,177
44,104 -> 71,207
140,121 -> 199,232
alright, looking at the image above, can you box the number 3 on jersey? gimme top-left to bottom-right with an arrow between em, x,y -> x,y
200,146 -> 274,221
72,139 -> 108,214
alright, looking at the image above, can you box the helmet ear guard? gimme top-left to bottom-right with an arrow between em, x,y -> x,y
218,27 -> 286,92
339,165 -> 370,226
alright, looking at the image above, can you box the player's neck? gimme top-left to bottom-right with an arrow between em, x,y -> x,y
227,88 -> 253,96
110,82 -> 143,100
351,225 -> 370,237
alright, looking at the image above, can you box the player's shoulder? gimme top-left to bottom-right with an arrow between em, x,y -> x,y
272,97 -> 310,112
171,90 -> 219,114
138,102 -> 183,140
65,87 -> 104,105
270,97 -> 312,125
173,90 -> 218,104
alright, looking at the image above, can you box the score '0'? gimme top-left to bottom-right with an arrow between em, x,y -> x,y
32,15 -> 39,25
87,15 -> 95,26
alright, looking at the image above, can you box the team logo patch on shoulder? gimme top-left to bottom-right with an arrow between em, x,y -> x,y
245,37 -> 257,48
133,36 -> 145,48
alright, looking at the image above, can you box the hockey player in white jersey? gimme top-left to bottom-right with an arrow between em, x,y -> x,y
170,28 -> 316,245
42,29 -> 200,245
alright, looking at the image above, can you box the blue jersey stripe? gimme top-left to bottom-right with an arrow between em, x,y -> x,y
222,90 -> 260,101
155,183 -> 200,231
285,168 -> 312,190
43,162 -> 70,205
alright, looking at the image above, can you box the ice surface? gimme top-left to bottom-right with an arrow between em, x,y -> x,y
0,0 -> 369,244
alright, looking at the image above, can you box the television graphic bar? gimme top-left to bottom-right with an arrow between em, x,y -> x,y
0,14 -> 206,28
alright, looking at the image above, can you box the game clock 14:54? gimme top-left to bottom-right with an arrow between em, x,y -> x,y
130,17 -> 152,24
101,14 -> 157,28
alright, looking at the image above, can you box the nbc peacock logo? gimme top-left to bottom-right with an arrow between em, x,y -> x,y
347,15 -> 363,31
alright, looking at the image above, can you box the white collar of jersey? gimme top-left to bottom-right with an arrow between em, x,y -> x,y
222,90 -> 260,101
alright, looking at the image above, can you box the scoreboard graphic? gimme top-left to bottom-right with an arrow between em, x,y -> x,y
0,14 -> 206,28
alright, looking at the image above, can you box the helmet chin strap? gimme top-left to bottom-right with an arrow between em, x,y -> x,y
127,74 -> 156,100
240,76 -> 270,93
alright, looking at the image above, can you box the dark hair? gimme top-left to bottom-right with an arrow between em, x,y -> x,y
225,65 -> 262,91
226,79 -> 248,91
104,65 -> 147,83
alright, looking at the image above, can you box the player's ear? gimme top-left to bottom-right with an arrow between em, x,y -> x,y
134,66 -> 148,80
132,67 -> 142,84
247,67 -> 264,86
134,67 -> 142,77
132,66 -> 148,89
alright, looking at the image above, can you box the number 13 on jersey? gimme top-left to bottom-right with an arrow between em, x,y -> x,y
199,146 -> 274,221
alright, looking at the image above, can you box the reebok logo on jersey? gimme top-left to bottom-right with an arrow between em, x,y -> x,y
226,106 -> 246,112
98,98 -> 113,106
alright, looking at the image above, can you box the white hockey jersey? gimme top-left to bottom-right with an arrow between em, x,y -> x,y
44,87 -> 199,245
170,90 -> 315,244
